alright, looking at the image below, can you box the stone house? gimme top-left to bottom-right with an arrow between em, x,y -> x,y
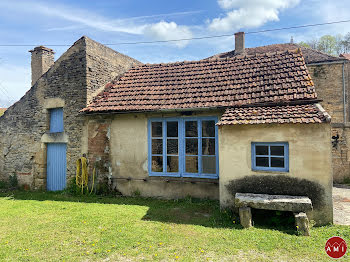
0,35 -> 333,225
212,32 -> 350,183
0,36 -> 141,189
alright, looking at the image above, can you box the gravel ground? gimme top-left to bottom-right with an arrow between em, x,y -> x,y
333,185 -> 350,225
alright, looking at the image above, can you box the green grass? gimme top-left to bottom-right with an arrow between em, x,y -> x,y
0,191 -> 349,261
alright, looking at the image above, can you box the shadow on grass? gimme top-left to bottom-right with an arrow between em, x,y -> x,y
0,190 -> 236,229
0,191 -> 298,234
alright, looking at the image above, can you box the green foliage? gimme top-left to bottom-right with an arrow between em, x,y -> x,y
0,180 -> 8,189
298,41 -> 310,48
299,32 -> 350,55
317,35 -> 337,55
64,177 -> 81,195
132,189 -> 141,197
8,173 -> 18,188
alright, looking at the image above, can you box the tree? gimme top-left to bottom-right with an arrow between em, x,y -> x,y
298,41 -> 310,48
317,35 -> 337,55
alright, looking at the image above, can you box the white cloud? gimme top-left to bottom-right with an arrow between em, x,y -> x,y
0,0 -> 195,47
209,0 -> 300,32
144,21 -> 193,48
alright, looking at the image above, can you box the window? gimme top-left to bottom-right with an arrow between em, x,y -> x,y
49,108 -> 64,133
251,142 -> 289,172
149,117 -> 218,178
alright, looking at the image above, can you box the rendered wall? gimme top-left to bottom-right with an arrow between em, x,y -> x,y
218,123 -> 333,225
86,111 -> 221,199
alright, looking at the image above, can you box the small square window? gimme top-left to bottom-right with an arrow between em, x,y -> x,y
252,142 -> 289,172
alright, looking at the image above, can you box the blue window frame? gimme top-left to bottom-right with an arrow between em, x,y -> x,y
49,108 -> 64,133
148,116 -> 219,179
251,142 -> 289,172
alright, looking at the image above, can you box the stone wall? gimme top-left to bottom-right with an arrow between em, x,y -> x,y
307,62 -> 350,182
85,38 -> 141,105
0,36 -> 140,189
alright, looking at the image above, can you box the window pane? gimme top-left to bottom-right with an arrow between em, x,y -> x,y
271,157 -> 285,168
202,156 -> 216,174
167,139 -> 178,155
186,156 -> 198,173
270,146 -> 284,156
202,138 -> 215,155
152,122 -> 162,137
256,157 -> 269,167
167,156 -> 178,172
152,139 -> 162,154
186,138 -> 198,155
202,120 -> 215,137
185,121 -> 198,137
152,156 -> 163,172
167,121 -> 178,137
256,145 -> 268,155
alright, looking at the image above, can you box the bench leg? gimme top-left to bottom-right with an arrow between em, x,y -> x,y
239,207 -> 252,228
294,212 -> 310,236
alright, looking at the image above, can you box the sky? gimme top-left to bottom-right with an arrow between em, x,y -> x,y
0,0 -> 349,107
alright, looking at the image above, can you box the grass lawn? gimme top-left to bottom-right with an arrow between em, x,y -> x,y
0,191 -> 349,261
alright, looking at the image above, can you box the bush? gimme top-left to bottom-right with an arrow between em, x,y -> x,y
226,174 -> 326,209
0,180 -> 8,189
8,173 -> 18,189
64,177 -> 81,195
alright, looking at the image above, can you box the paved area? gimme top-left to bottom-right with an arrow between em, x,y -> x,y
333,185 -> 350,225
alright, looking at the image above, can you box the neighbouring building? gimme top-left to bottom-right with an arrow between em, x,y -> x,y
210,32 -> 350,183
0,35 -> 333,225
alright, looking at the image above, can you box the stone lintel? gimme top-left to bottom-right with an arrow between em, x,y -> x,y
41,132 -> 69,144
235,193 -> 313,212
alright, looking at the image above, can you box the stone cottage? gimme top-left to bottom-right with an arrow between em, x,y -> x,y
0,36 -> 333,225
211,32 -> 350,183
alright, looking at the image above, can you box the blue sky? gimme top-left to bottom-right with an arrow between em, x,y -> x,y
0,0 -> 349,106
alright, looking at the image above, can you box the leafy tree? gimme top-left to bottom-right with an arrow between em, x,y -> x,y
298,41 -> 310,48
317,35 -> 337,55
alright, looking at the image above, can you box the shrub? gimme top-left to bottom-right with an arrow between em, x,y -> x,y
8,173 -> 18,189
226,175 -> 326,209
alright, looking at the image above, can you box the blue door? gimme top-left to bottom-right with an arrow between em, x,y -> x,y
47,143 -> 67,191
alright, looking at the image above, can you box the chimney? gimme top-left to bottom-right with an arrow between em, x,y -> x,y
29,46 -> 55,86
234,32 -> 245,55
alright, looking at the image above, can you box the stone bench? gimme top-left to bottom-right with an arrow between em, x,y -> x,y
235,193 -> 313,236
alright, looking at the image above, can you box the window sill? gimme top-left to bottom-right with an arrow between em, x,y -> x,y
252,168 -> 289,173
149,172 -> 218,179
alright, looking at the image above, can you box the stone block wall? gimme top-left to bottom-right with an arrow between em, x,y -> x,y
0,36 -> 140,189
307,62 -> 350,182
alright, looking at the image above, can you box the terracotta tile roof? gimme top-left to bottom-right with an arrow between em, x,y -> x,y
83,49 -> 317,113
217,104 -> 330,125
340,54 -> 350,60
209,43 -> 346,64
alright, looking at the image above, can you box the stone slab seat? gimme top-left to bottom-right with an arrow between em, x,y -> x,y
235,193 -> 312,236
235,193 -> 313,212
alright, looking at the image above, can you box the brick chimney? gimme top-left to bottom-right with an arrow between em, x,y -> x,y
234,32 -> 245,55
29,46 -> 55,86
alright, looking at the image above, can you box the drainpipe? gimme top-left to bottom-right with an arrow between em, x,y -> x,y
343,62 -> 347,123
